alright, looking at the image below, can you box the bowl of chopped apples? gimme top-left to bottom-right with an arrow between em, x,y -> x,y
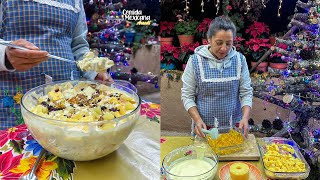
21,80 -> 141,161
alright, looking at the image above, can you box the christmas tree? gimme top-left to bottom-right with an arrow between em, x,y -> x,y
251,0 -> 320,174
83,0 -> 159,87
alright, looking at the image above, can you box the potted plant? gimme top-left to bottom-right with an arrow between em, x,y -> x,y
196,18 -> 211,45
133,22 -> 146,43
159,21 -> 175,45
160,44 -> 179,70
174,20 -> 198,46
124,24 -> 136,43
178,42 -> 200,70
245,38 -> 271,72
269,43 -> 288,70
245,21 -> 271,72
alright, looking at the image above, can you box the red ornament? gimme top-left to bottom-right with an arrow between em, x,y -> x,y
123,0 -> 127,5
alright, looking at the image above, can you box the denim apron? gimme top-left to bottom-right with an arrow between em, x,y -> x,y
0,0 -> 81,129
191,52 -> 243,135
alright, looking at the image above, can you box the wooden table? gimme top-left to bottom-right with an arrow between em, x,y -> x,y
160,136 -> 268,180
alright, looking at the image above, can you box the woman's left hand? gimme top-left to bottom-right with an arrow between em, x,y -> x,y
95,72 -> 114,85
239,118 -> 249,138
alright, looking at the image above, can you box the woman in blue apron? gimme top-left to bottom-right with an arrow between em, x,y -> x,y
181,16 -> 253,138
0,0 -> 113,129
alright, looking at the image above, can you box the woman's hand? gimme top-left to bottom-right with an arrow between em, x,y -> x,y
5,39 -> 48,71
194,119 -> 207,138
239,118 -> 249,138
95,72 -> 114,85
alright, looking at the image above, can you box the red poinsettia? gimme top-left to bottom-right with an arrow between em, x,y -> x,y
270,43 -> 288,58
0,150 -> 24,179
245,21 -> 270,38
160,44 -> 180,61
0,124 -> 28,147
245,38 -> 271,61
196,18 -> 212,38
234,36 -> 245,52
159,21 -> 175,37
226,5 -> 232,11
179,42 -> 200,64
245,38 -> 271,52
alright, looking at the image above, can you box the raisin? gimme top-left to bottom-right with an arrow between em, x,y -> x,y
109,107 -> 118,112
41,101 -> 49,107
101,106 -> 107,111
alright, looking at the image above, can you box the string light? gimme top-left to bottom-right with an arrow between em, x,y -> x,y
184,0 -> 190,14
201,0 -> 204,13
244,0 -> 250,14
278,0 -> 283,17
261,0 -> 266,8
216,0 -> 220,15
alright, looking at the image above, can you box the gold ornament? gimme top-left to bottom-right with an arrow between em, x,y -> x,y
91,13 -> 100,22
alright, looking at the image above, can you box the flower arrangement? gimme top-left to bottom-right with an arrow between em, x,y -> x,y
160,44 -> 179,70
234,36 -> 246,53
244,21 -> 271,62
245,21 -> 270,38
160,42 -> 200,70
245,38 -> 271,61
179,42 -> 199,69
159,21 -> 175,37
196,18 -> 212,39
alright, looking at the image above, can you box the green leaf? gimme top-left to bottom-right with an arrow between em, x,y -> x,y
175,73 -> 181,82
54,157 -> 76,180
150,116 -> 160,123
8,139 -> 25,154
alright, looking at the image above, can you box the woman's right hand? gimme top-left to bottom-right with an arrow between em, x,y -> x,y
5,39 -> 49,71
194,119 -> 207,138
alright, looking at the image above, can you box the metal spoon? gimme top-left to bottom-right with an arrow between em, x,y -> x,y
0,41 -> 74,63
0,41 -> 112,73
19,148 -> 47,180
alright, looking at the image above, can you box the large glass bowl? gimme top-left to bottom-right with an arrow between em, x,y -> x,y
21,80 -> 141,161
162,145 -> 218,180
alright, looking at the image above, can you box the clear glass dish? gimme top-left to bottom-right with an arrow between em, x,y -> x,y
21,80 -> 141,161
207,127 -> 245,155
162,145 -> 219,180
258,137 -> 310,179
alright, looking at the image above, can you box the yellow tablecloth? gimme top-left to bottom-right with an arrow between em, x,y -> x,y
74,117 -> 160,180
160,136 -> 267,180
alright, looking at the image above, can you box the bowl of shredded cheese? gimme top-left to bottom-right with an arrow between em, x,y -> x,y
21,80 -> 141,161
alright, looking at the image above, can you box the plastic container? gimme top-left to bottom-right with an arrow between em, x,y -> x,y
162,145 -> 219,180
258,137 -> 310,179
207,127 -> 245,155
21,80 -> 141,161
